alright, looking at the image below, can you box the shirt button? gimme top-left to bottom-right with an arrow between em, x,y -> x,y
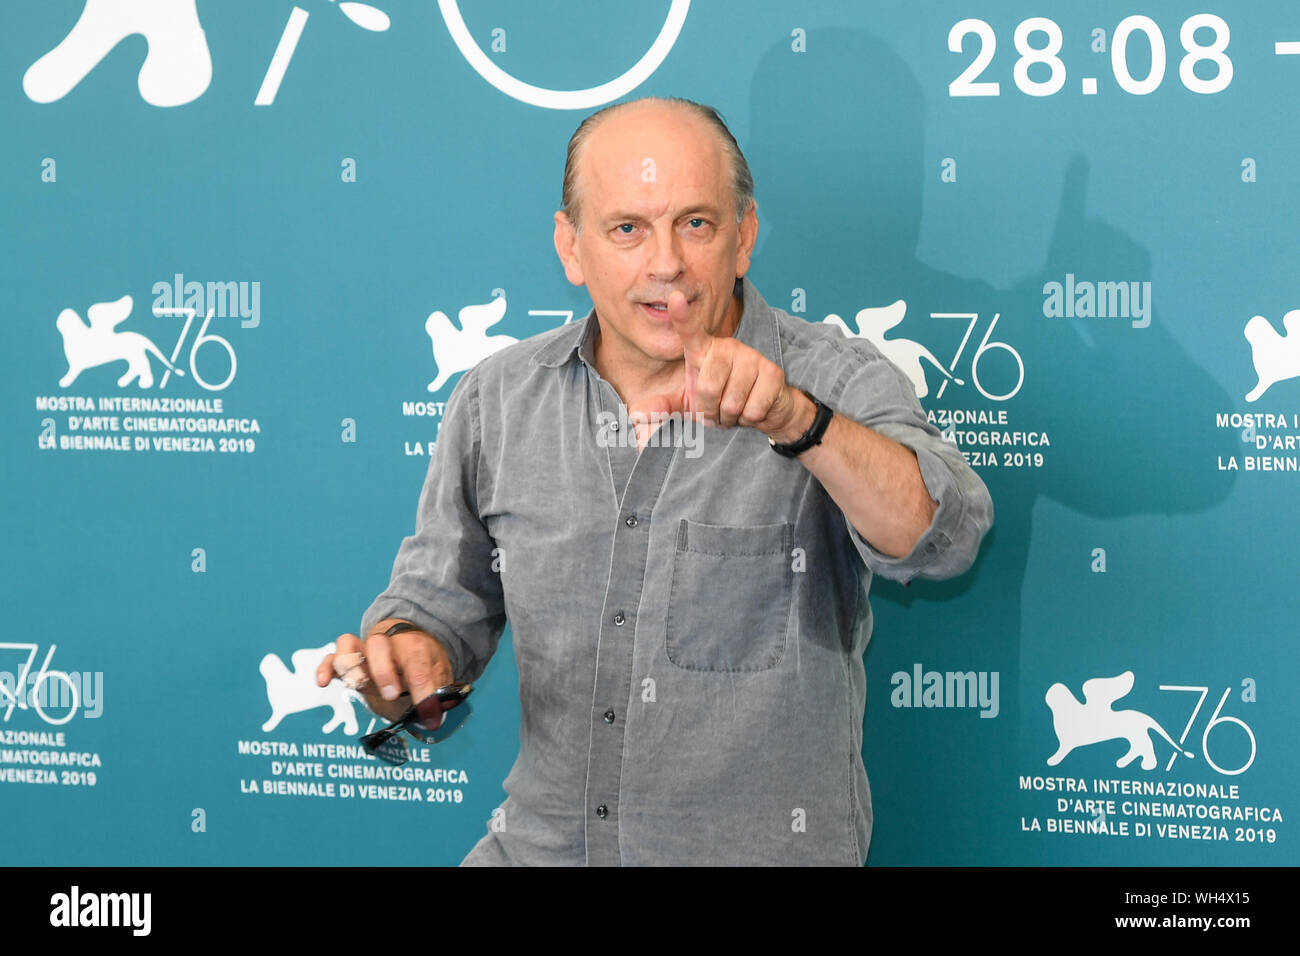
603,709 -> 616,723
613,612 -> 626,626
625,515 -> 638,528
596,804 -> 609,819
609,421 -> 620,431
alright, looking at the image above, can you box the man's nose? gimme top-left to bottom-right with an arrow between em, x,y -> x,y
647,226 -> 684,282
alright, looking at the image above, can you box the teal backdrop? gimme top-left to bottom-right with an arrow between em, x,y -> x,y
2,0 -> 1295,865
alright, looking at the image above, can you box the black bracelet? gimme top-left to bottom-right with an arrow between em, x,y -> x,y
383,621 -> 424,637
768,390 -> 833,458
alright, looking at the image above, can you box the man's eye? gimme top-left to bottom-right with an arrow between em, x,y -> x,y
617,223 -> 636,234
687,218 -> 705,228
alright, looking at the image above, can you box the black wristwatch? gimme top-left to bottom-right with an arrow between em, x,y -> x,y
768,390 -> 833,458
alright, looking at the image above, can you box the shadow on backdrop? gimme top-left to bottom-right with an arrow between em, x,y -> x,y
746,28 -> 1236,863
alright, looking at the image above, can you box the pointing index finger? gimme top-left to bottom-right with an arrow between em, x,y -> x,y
668,290 -> 711,362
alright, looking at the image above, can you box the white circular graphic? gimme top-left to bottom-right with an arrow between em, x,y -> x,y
437,0 -> 690,110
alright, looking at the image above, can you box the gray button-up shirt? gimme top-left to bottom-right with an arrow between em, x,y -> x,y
361,279 -> 992,865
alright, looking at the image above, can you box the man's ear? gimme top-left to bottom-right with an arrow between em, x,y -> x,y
734,202 -> 759,278
553,211 -> 586,287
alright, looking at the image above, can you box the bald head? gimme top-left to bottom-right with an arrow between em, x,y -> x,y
561,97 -> 754,231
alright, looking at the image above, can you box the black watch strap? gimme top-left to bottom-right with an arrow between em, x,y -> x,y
769,390 -> 833,458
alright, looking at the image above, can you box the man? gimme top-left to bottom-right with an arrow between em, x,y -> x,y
318,97 -> 992,865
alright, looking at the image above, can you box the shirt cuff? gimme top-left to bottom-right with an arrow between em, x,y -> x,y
845,441 -> 971,584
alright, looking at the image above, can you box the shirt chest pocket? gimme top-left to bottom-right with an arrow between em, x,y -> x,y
665,519 -> 794,672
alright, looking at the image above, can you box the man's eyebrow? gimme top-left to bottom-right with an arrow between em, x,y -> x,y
601,210 -> 649,224
676,205 -> 724,219
600,205 -> 724,224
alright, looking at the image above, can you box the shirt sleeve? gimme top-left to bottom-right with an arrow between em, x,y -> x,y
826,346 -> 994,585
359,366 -> 506,681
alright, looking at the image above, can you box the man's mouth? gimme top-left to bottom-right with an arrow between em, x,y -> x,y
639,301 -> 672,318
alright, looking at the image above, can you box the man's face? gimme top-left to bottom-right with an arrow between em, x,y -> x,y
553,104 -> 758,369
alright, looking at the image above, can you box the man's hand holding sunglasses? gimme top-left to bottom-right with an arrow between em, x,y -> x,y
316,620 -> 473,765
316,619 -> 456,725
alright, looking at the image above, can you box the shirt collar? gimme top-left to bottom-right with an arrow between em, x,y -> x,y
528,309 -> 594,368
528,276 -> 783,370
